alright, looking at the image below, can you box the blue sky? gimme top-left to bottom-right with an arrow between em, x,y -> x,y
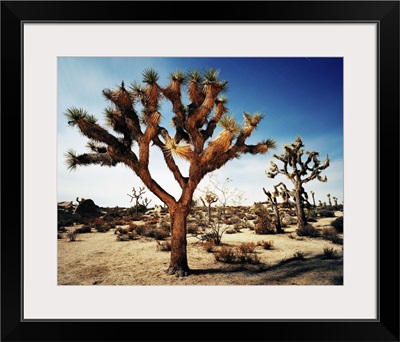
57,57 -> 343,208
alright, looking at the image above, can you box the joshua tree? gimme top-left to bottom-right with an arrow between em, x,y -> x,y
200,192 -> 219,225
327,193 -> 332,206
266,136 -> 329,230
310,190 -> 316,207
127,186 -> 148,218
333,196 -> 338,206
64,67 -> 276,277
262,183 -> 285,233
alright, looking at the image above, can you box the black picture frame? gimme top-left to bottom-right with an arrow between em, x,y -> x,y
1,1 -> 399,341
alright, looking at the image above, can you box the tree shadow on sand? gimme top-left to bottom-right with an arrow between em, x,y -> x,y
190,254 -> 343,285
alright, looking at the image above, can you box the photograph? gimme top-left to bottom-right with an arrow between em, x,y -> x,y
57,57 -> 344,286
2,0 -> 399,341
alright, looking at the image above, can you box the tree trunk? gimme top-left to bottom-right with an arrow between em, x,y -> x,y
273,203 -> 283,233
167,205 -> 190,277
295,185 -> 307,230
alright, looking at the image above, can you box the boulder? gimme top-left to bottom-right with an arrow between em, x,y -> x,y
74,199 -> 99,216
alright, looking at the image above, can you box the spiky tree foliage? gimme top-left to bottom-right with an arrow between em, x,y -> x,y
64,68 -> 275,277
332,196 -> 338,206
266,136 -> 329,230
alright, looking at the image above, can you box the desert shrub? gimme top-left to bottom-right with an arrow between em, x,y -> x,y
331,216 -> 343,233
305,208 -> 318,219
95,223 -> 112,232
224,216 -> 241,225
143,218 -> 159,226
254,216 -> 276,234
237,242 -> 257,254
225,228 -> 237,234
116,234 -> 130,241
136,224 -> 169,240
232,223 -> 241,231
126,204 -> 147,216
156,240 -> 172,251
74,225 -> 92,234
296,224 -> 321,237
90,217 -> 105,228
57,232 -> 64,239
321,228 -> 343,245
151,228 -> 170,240
236,243 -> 259,263
293,251 -> 305,260
321,227 -> 338,240
214,246 -> 237,263
331,235 -> 343,245
158,216 -> 171,231
202,240 -> 216,253
127,231 -> 139,240
66,230 -> 80,241
103,207 -> 123,221
323,247 -> 337,259
134,224 -> 148,236
288,233 -> 295,239
318,209 -> 335,218
259,240 -> 274,250
214,244 -> 260,264
187,223 -> 199,235
115,226 -> 131,235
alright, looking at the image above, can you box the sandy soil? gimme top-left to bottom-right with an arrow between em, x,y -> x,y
58,211 -> 343,286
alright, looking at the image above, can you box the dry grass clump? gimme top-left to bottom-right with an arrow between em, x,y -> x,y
292,251 -> 305,260
66,230 -> 80,241
214,242 -> 260,264
202,240 -> 216,253
323,247 -> 337,259
259,240 -> 275,250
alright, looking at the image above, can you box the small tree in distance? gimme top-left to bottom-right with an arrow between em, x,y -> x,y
266,136 -> 329,230
127,186 -> 151,218
64,67 -> 276,277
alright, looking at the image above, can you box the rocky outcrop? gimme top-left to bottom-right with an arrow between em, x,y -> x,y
73,198 -> 100,216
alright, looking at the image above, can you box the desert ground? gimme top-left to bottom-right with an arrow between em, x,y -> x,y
58,203 -> 343,286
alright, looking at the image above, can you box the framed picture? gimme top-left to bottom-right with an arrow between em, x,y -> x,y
2,1 -> 399,341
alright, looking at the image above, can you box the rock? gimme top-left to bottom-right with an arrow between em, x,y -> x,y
281,214 -> 296,225
74,199 -> 99,216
